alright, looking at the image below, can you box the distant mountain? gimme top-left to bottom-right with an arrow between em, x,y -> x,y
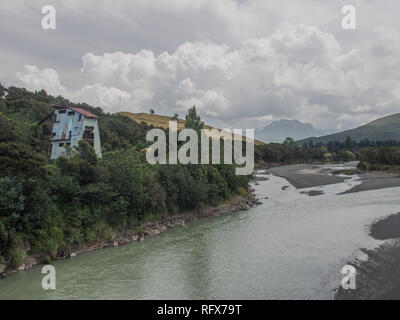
297,113 -> 400,145
256,119 -> 320,143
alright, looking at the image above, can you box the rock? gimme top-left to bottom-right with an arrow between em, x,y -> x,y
113,240 -> 119,247
17,264 -> 25,271
24,255 -> 38,266
0,263 -> 7,273
131,235 -> 139,241
117,237 -> 130,245
22,240 -> 31,252
70,252 -> 77,257
25,264 -> 32,270
242,204 -> 250,210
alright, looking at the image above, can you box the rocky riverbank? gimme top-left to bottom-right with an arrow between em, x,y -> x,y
334,212 -> 400,300
0,192 -> 259,279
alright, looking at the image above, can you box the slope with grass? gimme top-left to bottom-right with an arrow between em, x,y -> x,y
298,113 -> 400,144
118,111 -> 265,145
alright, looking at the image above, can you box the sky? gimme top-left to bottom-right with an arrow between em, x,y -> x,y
1,0 -> 400,131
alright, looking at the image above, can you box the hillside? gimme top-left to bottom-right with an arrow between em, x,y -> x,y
256,119 -> 319,143
118,112 -> 265,145
0,85 -> 251,270
297,113 -> 400,144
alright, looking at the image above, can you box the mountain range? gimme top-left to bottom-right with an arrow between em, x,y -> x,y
256,119 -> 320,143
297,113 -> 400,144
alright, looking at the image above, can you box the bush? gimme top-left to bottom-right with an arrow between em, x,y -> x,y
10,248 -> 25,268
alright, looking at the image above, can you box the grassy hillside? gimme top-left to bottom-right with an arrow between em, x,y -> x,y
119,112 -> 265,146
298,113 -> 400,144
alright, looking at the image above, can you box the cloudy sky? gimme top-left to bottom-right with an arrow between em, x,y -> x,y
1,0 -> 400,131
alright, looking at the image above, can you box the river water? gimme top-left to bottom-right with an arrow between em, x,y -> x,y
1,165 -> 400,299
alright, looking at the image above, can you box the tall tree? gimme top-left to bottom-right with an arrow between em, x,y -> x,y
185,106 -> 204,135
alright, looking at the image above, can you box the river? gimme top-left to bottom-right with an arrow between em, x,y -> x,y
1,166 -> 400,299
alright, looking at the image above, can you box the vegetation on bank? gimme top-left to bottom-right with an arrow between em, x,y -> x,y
255,134 -> 400,173
0,84 -> 249,266
358,146 -> 400,173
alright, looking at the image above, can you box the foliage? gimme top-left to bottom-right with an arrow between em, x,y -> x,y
185,106 -> 204,135
0,84 -> 249,259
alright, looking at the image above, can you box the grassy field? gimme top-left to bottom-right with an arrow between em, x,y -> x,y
118,112 -> 265,145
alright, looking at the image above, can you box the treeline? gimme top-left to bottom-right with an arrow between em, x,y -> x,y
303,137 -> 400,153
255,134 -> 400,166
255,138 -> 325,164
0,84 -> 249,267
358,146 -> 400,171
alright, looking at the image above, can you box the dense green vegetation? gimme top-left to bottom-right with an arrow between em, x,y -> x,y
358,146 -> 400,173
254,137 -> 359,164
254,137 -> 325,164
0,85 -> 249,266
254,131 -> 400,174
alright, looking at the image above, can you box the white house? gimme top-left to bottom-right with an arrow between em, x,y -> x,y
50,104 -> 102,159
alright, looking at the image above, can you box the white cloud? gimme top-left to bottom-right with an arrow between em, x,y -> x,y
11,9 -> 400,131
16,65 -> 67,95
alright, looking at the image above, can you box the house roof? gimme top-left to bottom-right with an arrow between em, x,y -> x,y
69,107 -> 98,118
51,104 -> 98,118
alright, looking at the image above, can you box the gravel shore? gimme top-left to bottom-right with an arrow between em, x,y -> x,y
264,164 -> 351,188
265,163 -> 400,193
334,212 -> 400,300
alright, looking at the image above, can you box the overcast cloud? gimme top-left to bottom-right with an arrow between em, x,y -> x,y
1,0 -> 400,131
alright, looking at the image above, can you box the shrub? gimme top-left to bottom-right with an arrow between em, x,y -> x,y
10,248 -> 25,268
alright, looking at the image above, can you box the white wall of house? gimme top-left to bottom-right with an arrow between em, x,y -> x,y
50,107 -> 102,159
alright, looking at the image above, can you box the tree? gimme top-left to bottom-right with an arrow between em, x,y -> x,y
344,136 -> 353,150
172,113 -> 179,120
0,83 -> 5,98
149,109 -> 155,115
185,106 -> 204,135
283,137 -> 297,148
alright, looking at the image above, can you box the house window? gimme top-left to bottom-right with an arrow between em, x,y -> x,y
66,142 -> 71,146
52,132 -> 56,137
59,143 -> 64,147
85,126 -> 94,130
79,115 -> 82,121
68,111 -> 75,116
69,131 -> 72,139
59,109 -> 66,114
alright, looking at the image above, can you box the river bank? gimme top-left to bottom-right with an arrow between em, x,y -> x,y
0,192 -> 259,279
263,163 -> 354,188
334,212 -> 400,300
262,163 -> 400,300
264,162 -> 400,193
